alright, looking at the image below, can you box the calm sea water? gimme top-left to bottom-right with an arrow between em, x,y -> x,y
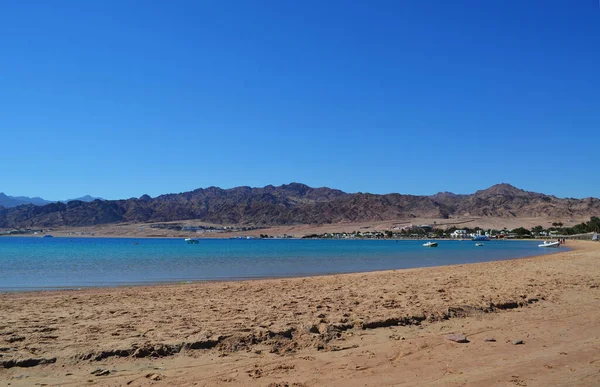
0,237 -> 562,291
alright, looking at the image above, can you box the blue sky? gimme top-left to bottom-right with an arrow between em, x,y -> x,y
1,1 -> 598,200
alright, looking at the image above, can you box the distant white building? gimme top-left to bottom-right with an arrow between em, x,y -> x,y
451,229 -> 467,238
470,230 -> 491,238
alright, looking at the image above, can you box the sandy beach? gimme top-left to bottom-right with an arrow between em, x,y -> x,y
1,241 -> 599,386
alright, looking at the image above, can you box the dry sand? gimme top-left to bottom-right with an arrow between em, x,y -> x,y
1,241 -> 600,386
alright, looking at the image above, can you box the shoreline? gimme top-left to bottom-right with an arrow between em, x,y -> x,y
1,241 -> 597,386
0,239 -> 589,305
0,232 -> 573,241
1,215 -> 586,239
1,233 -> 553,239
0,239 -> 572,294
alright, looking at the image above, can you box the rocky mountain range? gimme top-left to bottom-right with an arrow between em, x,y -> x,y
0,183 -> 598,229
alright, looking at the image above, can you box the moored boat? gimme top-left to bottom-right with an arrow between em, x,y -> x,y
475,243 -> 484,247
538,241 -> 560,248
423,241 -> 438,247
185,238 -> 200,244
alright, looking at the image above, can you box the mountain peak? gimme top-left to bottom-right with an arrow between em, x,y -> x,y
280,182 -> 311,191
431,191 -> 461,199
64,195 -> 104,203
139,194 -> 153,202
490,183 -> 519,189
477,183 -> 524,196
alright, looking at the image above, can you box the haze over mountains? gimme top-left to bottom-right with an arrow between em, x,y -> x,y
0,183 -> 599,229
0,193 -> 103,209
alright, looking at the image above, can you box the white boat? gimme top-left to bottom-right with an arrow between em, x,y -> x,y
423,241 -> 438,247
185,238 -> 200,244
538,241 -> 560,248
475,243 -> 484,247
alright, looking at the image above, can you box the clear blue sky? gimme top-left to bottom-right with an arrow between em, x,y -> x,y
1,1 -> 598,200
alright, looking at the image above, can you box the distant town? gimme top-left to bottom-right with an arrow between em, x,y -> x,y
2,217 -> 598,241
302,224 -> 560,240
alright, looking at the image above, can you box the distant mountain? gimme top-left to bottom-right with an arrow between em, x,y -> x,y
0,193 -> 103,209
0,183 -> 598,229
61,195 -> 103,204
0,193 -> 52,208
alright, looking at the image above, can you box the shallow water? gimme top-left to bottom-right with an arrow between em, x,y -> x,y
0,237 -> 562,291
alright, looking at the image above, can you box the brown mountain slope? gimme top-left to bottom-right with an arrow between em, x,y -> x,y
433,183 -> 599,218
0,183 -> 599,228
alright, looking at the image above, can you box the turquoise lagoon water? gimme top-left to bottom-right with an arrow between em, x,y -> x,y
0,238 -> 562,291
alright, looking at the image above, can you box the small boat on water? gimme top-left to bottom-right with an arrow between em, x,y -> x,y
185,238 -> 200,244
538,241 -> 560,248
475,243 -> 484,247
423,241 -> 438,247
43,234 -> 53,238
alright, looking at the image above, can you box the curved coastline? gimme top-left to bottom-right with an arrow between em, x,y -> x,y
0,238 -> 567,292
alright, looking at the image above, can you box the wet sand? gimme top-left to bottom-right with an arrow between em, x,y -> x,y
1,241 -> 599,386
